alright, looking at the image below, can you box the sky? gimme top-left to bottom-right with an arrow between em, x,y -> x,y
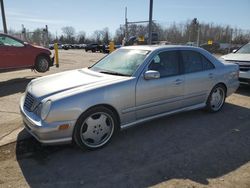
2,0 -> 250,37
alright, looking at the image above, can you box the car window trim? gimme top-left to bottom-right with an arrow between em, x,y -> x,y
180,50 -> 215,74
0,34 -> 25,47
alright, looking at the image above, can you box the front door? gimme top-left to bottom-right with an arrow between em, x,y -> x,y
0,35 -> 28,70
135,50 -> 184,120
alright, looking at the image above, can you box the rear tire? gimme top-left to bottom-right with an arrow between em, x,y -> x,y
73,106 -> 118,150
35,55 -> 50,73
206,84 -> 226,112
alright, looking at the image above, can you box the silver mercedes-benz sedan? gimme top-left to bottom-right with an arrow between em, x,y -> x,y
20,45 -> 239,150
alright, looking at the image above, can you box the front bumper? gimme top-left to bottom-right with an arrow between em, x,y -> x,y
20,96 -> 74,145
49,56 -> 54,67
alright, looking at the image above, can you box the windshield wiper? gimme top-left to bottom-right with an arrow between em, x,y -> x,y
100,71 -> 130,77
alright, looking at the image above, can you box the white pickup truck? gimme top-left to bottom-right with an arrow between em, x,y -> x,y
221,42 -> 250,85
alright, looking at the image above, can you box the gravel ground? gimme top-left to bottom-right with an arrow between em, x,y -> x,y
0,50 -> 249,188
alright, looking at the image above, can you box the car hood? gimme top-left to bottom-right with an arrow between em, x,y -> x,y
28,68 -> 130,99
29,44 -> 50,52
221,53 -> 250,62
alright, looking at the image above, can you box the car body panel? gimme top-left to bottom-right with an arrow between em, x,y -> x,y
20,45 -> 239,144
136,73 -> 184,119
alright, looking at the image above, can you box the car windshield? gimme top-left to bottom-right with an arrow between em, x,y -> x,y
90,49 -> 150,76
236,43 -> 250,54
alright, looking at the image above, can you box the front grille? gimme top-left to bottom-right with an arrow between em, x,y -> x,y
24,92 -> 35,112
239,65 -> 250,72
234,62 -> 250,72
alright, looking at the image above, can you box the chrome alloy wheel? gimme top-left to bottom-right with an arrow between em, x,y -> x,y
210,87 -> 225,111
80,112 -> 114,148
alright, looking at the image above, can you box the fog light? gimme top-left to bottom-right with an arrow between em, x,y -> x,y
58,124 -> 69,130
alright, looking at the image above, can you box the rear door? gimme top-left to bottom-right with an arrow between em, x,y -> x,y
135,50 -> 184,120
180,50 -> 216,107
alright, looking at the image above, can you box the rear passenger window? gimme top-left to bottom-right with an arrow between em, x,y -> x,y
181,50 -> 214,73
202,56 -> 215,70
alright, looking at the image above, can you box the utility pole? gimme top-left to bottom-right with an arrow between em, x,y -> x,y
125,7 -> 128,42
0,0 -> 7,33
229,28 -> 233,54
148,0 -> 153,44
197,25 -> 201,47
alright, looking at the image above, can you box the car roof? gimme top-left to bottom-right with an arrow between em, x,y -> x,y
120,45 -> 200,51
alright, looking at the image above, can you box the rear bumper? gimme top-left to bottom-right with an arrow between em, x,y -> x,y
227,80 -> 240,96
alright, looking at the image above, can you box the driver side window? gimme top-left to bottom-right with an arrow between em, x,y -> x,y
0,35 -> 24,47
148,51 -> 180,78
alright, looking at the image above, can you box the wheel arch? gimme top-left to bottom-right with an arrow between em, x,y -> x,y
215,82 -> 227,95
34,53 -> 51,67
206,82 -> 227,103
74,103 -> 121,130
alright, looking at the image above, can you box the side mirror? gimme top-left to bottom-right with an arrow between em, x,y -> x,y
232,49 -> 237,53
144,70 -> 160,80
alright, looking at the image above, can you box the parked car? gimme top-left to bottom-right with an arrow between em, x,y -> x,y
186,41 -> 198,46
49,44 -> 54,50
221,42 -> 250,84
20,45 -> 239,150
49,43 -> 69,50
103,44 -> 122,53
200,42 -> 220,53
85,43 -> 102,52
0,33 -> 53,72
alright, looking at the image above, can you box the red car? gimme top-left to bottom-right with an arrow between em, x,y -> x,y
0,33 -> 54,73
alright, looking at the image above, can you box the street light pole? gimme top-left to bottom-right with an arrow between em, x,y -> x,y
125,7 -> 128,41
0,0 -> 7,34
148,0 -> 153,45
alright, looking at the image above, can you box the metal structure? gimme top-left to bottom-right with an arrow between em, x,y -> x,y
148,0 -> 153,44
0,0 -> 7,33
20,25 -> 49,47
124,1 -> 154,45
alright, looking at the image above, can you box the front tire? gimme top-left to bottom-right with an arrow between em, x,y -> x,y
206,84 -> 226,112
73,106 -> 118,150
35,55 -> 50,73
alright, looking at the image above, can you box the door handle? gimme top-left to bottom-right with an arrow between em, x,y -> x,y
208,73 -> 214,79
174,79 -> 183,85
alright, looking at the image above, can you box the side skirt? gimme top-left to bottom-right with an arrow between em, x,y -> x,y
120,103 -> 206,130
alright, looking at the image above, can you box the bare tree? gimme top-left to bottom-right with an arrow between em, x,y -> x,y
61,26 -> 76,43
100,27 -> 110,44
92,30 -> 102,43
77,31 -> 86,43
114,26 -> 125,44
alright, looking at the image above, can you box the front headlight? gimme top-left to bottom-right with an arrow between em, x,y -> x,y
41,100 -> 52,120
